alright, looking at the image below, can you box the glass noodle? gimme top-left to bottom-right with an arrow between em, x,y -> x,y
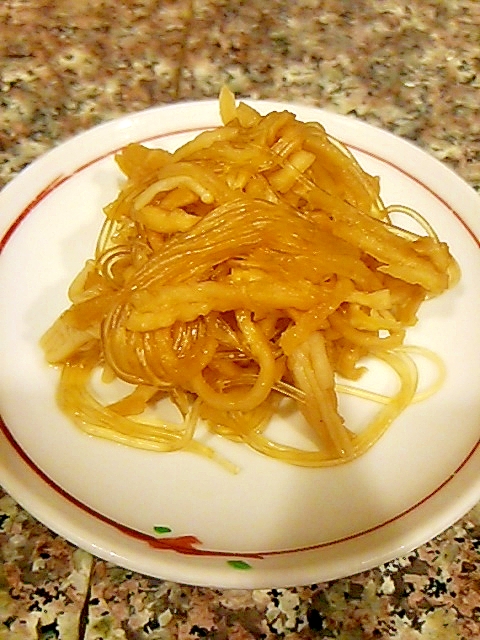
41,88 -> 459,471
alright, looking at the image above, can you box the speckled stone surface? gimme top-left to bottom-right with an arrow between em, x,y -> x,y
1,1 -> 479,638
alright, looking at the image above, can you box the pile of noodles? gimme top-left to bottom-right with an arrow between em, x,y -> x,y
41,87 -> 459,469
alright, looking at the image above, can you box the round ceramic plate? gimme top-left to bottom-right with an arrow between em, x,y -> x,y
0,100 -> 479,589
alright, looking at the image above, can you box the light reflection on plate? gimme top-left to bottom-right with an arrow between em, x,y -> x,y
0,100 -> 479,588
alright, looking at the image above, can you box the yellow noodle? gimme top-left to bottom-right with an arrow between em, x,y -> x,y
41,88 -> 459,469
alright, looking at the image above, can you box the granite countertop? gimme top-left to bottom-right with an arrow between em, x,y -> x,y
1,1 -> 479,638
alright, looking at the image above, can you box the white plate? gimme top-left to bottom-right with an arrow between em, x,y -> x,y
1,100 -> 479,589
